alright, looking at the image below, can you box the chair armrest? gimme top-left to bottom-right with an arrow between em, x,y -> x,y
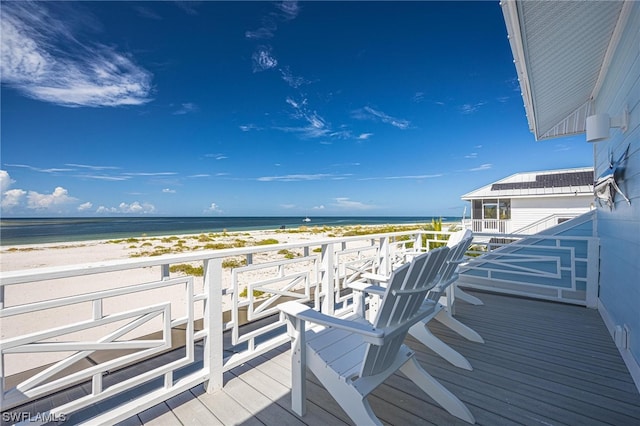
348,281 -> 386,296
278,301 -> 385,344
361,272 -> 390,283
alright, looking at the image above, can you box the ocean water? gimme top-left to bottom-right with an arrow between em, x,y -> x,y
0,216 -> 461,246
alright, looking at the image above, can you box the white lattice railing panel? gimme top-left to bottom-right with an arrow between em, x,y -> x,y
230,256 -> 319,348
0,276 -> 197,416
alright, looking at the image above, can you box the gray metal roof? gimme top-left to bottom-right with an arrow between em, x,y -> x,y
461,167 -> 594,200
501,0 -> 627,140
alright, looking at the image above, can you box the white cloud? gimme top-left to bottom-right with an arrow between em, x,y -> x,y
257,173 -> 346,182
1,2 -> 153,107
206,202 -> 222,213
2,189 -> 26,210
96,201 -> 155,214
332,197 -> 375,210
27,186 -> 77,209
313,205 -> 325,210
358,174 -> 442,181
162,188 -> 176,193
245,1 -> 299,39
352,106 -> 410,129
0,170 -> 15,193
252,46 -> 278,72
172,102 -> 198,115
465,153 -> 478,159
245,17 -> 278,39
413,92 -> 425,103
276,1 -> 300,20
357,133 -> 373,140
205,153 -> 228,160
280,67 -> 309,88
79,174 -> 131,181
239,124 -> 261,132
469,164 -> 492,172
459,102 -> 487,114
279,96 -> 337,139
123,172 -> 177,177
65,163 -> 119,171
78,202 -> 93,211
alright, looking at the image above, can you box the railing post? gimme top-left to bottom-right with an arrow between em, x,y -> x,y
203,257 -> 223,393
413,232 -> 423,253
161,264 -> 170,279
320,243 -> 335,315
585,238 -> 600,308
378,236 -> 391,276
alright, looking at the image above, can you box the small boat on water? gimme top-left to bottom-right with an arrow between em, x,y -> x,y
302,217 -> 311,223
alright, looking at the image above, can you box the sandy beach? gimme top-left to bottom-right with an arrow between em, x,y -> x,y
1,223 -> 439,376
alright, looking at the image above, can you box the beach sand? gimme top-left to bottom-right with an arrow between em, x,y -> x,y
0,224 -> 433,376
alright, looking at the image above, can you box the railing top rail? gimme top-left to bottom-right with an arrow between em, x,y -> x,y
0,229 -> 452,286
473,232 -> 597,241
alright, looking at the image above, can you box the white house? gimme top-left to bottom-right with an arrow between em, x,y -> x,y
501,0 -> 639,389
461,167 -> 594,234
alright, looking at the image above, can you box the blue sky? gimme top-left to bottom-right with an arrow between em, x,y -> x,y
0,1 -> 593,217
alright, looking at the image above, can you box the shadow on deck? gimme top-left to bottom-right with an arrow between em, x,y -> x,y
5,290 -> 640,425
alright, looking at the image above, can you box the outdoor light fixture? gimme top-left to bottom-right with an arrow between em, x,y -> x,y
586,107 -> 629,142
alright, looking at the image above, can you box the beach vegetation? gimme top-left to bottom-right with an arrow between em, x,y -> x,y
233,239 -> 247,247
150,247 -> 172,256
141,242 -> 153,247
222,258 -> 247,268
161,236 -> 180,243
312,247 -> 322,253
169,263 -> 204,276
239,287 -> 265,298
198,234 -> 213,242
256,238 -> 279,245
278,249 -> 297,259
5,247 -> 40,252
129,245 -> 137,249
126,238 -> 139,243
203,243 -> 233,250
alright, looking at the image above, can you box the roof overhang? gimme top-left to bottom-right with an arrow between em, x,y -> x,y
501,0 -> 630,140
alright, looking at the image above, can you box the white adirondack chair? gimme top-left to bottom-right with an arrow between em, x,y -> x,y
278,247 -> 476,425
409,233 -> 484,371
354,230 -> 484,371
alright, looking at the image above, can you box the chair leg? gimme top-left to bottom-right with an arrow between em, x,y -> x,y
455,286 -> 484,305
312,365 -> 383,425
434,308 -> 484,343
400,356 -> 475,424
409,322 -> 473,370
342,397 -> 382,426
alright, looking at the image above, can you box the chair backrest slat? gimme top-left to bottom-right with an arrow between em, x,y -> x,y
360,246 -> 450,377
429,234 -> 473,300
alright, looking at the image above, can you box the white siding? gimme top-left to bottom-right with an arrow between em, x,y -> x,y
510,196 -> 593,232
593,3 -> 640,373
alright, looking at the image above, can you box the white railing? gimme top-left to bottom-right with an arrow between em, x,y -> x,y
0,230 -> 452,423
458,232 -> 599,307
0,227 -> 599,422
510,212 -> 584,235
471,219 -> 510,233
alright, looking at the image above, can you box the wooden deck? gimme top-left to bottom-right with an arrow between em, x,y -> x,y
7,290 -> 640,425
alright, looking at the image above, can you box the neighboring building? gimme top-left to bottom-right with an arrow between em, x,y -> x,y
461,167 -> 594,234
501,0 -> 639,390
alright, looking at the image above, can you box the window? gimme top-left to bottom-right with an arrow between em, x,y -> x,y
483,199 -> 498,219
499,199 -> 511,220
472,198 -> 511,220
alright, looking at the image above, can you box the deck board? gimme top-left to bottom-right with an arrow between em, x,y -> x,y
4,290 -> 640,425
